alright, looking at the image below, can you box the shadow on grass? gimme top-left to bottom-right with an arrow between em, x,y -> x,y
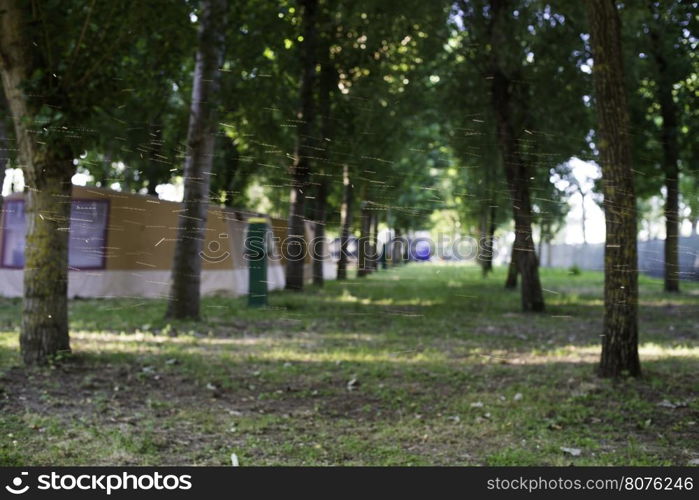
0,264 -> 697,465
0,340 -> 697,466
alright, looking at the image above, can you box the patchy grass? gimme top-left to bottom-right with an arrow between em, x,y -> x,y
0,263 -> 697,466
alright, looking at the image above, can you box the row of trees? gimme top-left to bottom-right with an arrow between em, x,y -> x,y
1,0 -> 697,377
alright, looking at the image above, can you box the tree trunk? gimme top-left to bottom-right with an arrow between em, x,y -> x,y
0,0 -> 76,364
145,123 -> 164,196
336,164 -> 352,280
477,210 -> 489,275
649,21 -> 680,292
586,0 -> 641,377
221,139 -> 239,207
357,202 -> 371,278
485,208 -> 496,272
285,0 -> 318,291
166,0 -> 227,319
21,152 -> 74,364
488,0 -> 544,311
99,151 -> 112,188
394,229 -> 407,266
370,212 -> 379,271
480,203 -> 497,276
312,178 -> 327,285
312,42 -> 336,286
505,240 -> 518,289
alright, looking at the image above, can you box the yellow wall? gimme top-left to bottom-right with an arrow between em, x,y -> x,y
0,187 -> 321,272
0,187 -> 233,271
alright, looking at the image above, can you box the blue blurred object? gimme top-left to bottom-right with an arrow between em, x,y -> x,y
413,239 -> 431,261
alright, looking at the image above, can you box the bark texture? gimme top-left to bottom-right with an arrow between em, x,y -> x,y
0,0 -> 74,364
286,0 -> 318,291
21,151 -> 74,364
166,0 -> 227,319
586,0 -> 641,377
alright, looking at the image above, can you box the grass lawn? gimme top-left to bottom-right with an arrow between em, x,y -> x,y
0,263 -> 697,466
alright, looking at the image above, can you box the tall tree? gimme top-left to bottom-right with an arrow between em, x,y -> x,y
487,0 -> 544,311
167,0 -> 228,319
646,3 -> 682,292
312,21 -> 338,287
586,0 -> 641,377
285,0 -> 319,291
0,0 -> 73,364
0,0 -> 167,364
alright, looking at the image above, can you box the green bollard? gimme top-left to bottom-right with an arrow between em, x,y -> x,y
246,217 -> 268,307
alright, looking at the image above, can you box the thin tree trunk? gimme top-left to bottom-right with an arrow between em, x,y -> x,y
357,202 -> 371,277
166,0 -> 227,319
489,0 -> 544,311
336,164 -> 352,280
392,228 -> 405,266
221,139 -> 239,207
403,231 -> 410,262
649,20 -> 680,292
146,123 -> 164,196
370,212 -> 379,271
285,0 -> 318,291
477,209 -> 489,275
312,41 -> 336,286
480,202 -> 496,276
505,240 -> 518,289
0,0 -> 75,364
586,0 -> 641,377
99,151 -> 112,187
312,178 -> 328,285
484,203 -> 496,274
